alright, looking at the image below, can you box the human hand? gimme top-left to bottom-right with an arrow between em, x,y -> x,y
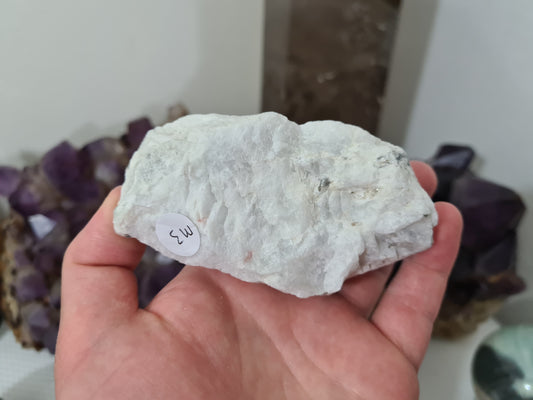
55,161 -> 462,400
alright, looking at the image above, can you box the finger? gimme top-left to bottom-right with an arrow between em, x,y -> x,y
340,161 -> 438,316
370,202 -> 463,369
60,187 -> 145,338
340,264 -> 393,316
410,160 -> 438,197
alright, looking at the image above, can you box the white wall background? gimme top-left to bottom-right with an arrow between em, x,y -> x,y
0,0 -> 265,167
380,0 -> 533,319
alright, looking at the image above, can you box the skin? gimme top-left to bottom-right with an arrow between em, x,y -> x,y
55,161 -> 463,400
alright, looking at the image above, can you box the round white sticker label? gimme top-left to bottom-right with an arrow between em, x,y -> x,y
155,213 -> 200,257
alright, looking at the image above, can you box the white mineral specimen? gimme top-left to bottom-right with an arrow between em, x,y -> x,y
113,112 -> 438,298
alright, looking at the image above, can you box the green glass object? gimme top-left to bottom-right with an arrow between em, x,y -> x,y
472,325 -> 533,400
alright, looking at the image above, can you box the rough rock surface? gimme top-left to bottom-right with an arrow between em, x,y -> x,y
114,112 -> 437,297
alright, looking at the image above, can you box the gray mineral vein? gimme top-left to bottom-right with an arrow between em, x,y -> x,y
114,112 -> 438,298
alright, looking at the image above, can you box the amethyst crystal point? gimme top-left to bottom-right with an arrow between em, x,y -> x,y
431,144 -> 475,172
34,249 -> 60,274
123,117 -> 153,153
8,166 -> 61,217
94,160 -> 125,188
20,302 -> 52,343
32,211 -> 70,252
9,183 -> 46,216
1,213 -> 55,350
474,232 -> 517,277
0,166 -> 21,197
444,234 -> 526,313
42,323 -> 58,353
41,141 -> 100,202
41,141 -> 79,184
448,247 -> 476,283
28,214 -> 57,240
0,110 -> 188,353
473,233 -> 526,300
80,137 -> 128,188
136,248 -> 184,308
476,274 -> 526,303
451,176 -> 526,250
14,249 -> 32,267
49,280 -> 61,309
429,144 -> 475,201
65,204 -> 98,237
13,269 -> 48,302
431,145 -> 527,338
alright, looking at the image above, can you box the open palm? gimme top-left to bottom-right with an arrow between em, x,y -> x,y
55,162 -> 462,400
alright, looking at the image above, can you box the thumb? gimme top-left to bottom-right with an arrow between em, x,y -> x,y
59,187 -> 145,345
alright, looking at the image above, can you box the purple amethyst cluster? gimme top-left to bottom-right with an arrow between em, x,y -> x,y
429,145 -> 527,337
0,111 -> 187,353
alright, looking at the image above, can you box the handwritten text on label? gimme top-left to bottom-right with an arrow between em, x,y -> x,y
155,214 -> 200,257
